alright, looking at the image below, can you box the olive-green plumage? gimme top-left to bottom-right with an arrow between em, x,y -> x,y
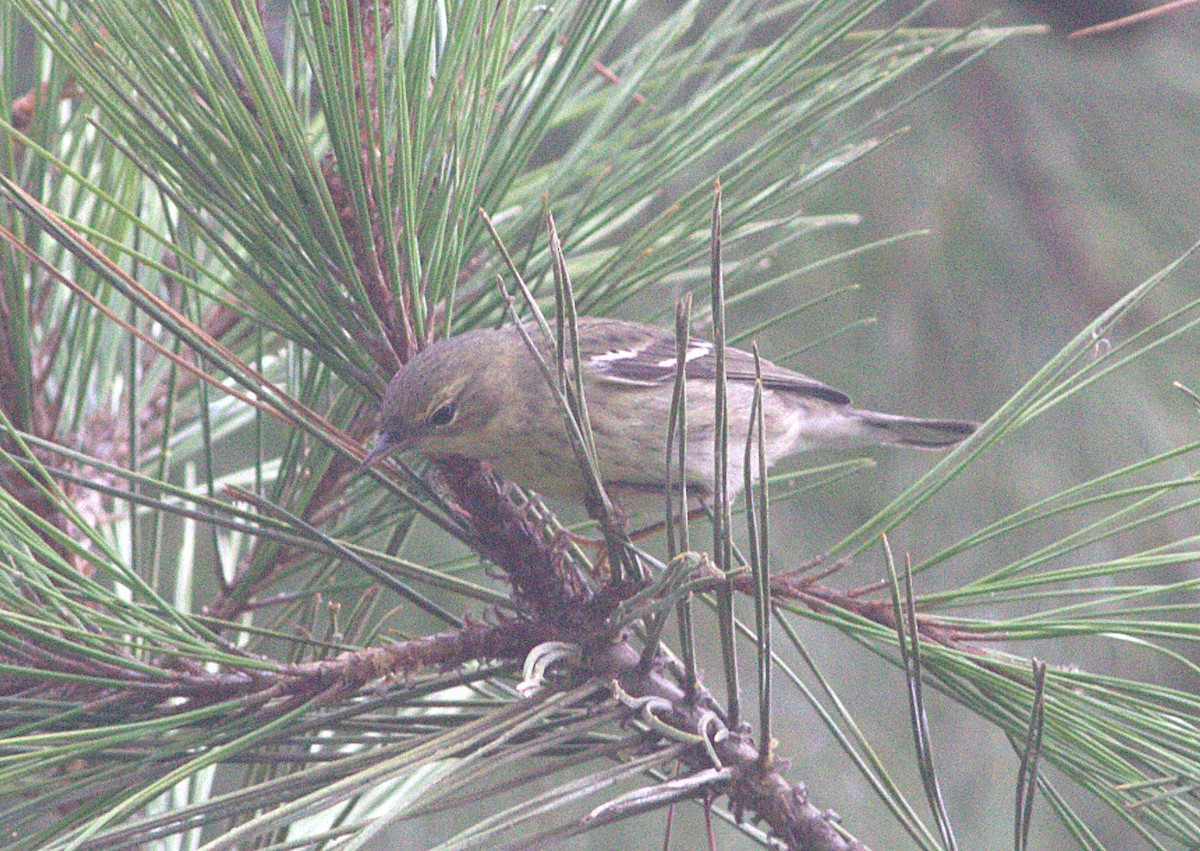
365,318 -> 976,514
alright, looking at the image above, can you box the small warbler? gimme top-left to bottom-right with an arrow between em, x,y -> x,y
364,317 -> 976,515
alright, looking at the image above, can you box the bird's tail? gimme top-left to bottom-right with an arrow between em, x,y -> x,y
849,409 -> 977,448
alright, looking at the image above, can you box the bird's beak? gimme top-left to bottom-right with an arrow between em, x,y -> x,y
358,433 -> 394,472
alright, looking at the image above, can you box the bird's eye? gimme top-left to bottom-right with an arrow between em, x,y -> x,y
428,403 -> 456,427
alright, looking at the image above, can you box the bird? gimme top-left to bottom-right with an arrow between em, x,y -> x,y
363,317 -> 976,517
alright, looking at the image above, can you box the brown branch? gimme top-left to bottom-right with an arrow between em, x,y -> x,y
593,641 -> 870,851
0,616 -> 550,710
275,615 -> 548,698
721,563 -> 1007,650
433,454 -> 644,633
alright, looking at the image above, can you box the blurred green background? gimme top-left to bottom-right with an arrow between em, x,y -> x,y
753,4 -> 1200,849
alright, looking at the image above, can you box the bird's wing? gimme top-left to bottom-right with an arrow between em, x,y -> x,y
578,318 -> 851,405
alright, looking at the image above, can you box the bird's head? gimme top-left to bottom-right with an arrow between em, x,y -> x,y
361,330 -> 510,467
